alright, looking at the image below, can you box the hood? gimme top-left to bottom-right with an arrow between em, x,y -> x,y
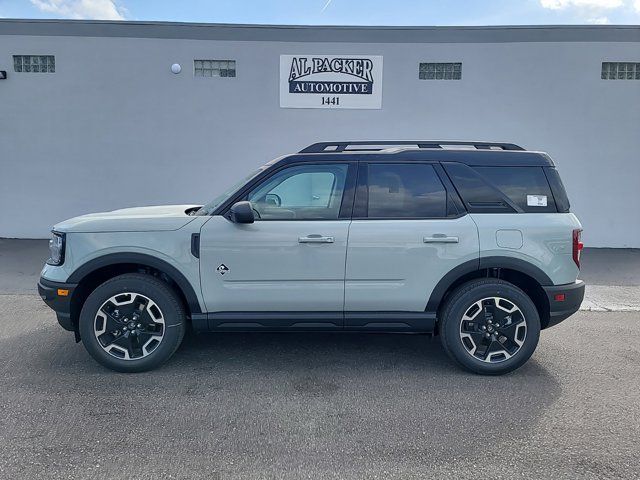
54,205 -> 201,233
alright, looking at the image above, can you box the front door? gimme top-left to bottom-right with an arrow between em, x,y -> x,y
199,162 -> 356,328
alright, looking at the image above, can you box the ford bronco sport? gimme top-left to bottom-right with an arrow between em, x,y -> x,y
39,141 -> 585,374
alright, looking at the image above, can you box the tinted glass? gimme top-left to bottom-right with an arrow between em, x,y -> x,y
544,167 -> 570,212
475,166 -> 556,213
366,164 -> 447,218
248,164 -> 348,220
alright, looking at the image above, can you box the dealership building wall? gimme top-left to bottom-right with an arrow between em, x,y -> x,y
1,20 -> 639,247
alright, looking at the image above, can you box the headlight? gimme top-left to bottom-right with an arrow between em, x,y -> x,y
47,232 -> 65,266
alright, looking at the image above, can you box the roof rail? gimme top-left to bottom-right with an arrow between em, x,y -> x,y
299,141 -> 525,153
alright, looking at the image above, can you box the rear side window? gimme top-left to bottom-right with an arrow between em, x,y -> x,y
365,163 -> 447,218
474,167 -> 556,213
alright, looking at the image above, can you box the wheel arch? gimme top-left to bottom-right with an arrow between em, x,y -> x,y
427,256 -> 552,329
67,253 -> 202,333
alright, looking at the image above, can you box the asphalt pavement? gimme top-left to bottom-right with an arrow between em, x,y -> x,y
0,295 -> 639,479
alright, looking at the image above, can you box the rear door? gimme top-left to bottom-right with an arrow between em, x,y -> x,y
344,161 -> 479,330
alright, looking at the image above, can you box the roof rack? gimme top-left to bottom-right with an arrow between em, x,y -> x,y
299,141 -> 525,153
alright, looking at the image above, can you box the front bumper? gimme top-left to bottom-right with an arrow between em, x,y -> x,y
38,277 -> 78,331
542,280 -> 585,328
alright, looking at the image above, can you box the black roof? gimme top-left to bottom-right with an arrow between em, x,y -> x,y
282,141 -> 554,167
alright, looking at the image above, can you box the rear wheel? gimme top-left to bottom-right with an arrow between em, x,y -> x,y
439,279 -> 540,375
79,273 -> 186,372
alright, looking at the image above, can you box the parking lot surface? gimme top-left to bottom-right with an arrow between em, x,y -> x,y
0,293 -> 638,479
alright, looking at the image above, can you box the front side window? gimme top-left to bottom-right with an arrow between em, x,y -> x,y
248,164 -> 348,220
365,163 -> 447,218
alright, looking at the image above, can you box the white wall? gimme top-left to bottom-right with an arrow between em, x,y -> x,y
1,32 -> 639,246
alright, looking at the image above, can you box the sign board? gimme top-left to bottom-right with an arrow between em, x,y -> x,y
280,55 -> 383,109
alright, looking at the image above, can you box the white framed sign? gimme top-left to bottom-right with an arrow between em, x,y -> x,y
280,55 -> 383,109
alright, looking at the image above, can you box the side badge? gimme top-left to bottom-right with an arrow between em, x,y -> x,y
216,264 -> 229,275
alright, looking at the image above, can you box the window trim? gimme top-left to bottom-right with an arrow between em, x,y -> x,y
352,161 -> 464,220
218,160 -> 358,221
433,163 -> 465,215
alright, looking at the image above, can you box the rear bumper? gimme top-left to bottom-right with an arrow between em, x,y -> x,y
542,280 -> 585,328
37,277 -> 78,331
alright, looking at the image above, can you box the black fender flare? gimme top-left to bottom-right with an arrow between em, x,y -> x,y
425,256 -> 553,314
67,252 -> 202,314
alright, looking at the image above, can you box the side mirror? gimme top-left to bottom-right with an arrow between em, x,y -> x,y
229,201 -> 255,224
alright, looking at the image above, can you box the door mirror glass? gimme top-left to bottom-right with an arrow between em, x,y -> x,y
229,201 -> 255,224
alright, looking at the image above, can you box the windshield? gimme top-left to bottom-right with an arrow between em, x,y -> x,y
195,167 -> 265,216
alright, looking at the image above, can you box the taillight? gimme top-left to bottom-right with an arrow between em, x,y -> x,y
572,229 -> 584,268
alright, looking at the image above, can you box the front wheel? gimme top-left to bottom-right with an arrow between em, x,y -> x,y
79,273 -> 186,372
439,279 -> 541,375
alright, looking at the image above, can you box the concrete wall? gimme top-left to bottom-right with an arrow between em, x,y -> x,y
1,22 -> 639,246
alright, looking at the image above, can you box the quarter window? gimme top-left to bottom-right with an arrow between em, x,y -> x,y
474,166 -> 556,213
366,164 -> 447,218
247,164 -> 348,220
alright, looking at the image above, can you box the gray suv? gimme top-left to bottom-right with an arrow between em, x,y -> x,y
39,141 -> 585,374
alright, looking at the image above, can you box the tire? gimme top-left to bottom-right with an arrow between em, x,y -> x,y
79,273 -> 186,372
439,279 -> 540,375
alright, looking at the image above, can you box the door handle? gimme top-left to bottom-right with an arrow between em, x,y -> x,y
423,235 -> 459,244
298,235 -> 335,244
